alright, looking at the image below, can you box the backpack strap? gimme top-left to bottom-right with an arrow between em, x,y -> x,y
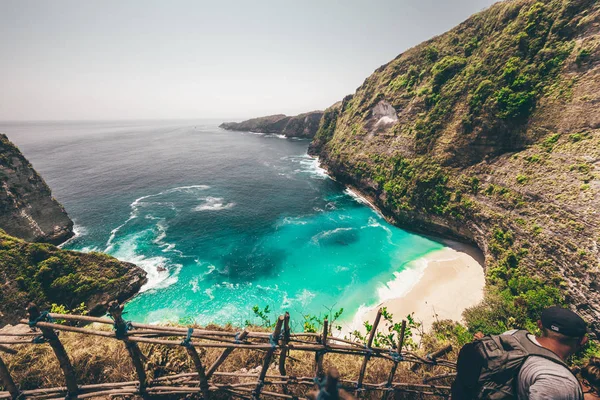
508,330 -> 567,367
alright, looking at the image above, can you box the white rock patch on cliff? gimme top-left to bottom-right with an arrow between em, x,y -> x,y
372,100 -> 398,126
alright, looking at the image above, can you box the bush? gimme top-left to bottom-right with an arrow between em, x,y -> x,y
569,133 -> 583,142
431,56 -> 467,87
516,174 -> 528,184
496,87 -> 536,119
542,133 -> 560,151
423,46 -> 439,63
576,48 -> 592,66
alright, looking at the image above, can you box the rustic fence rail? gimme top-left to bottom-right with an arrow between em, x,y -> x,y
0,302 -> 456,399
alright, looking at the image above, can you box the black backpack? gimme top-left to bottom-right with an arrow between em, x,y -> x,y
451,330 -> 572,399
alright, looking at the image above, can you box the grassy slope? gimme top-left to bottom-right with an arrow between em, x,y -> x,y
0,230 -> 147,325
310,0 -> 600,334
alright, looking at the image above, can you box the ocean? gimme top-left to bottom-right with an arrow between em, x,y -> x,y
1,120 -> 444,332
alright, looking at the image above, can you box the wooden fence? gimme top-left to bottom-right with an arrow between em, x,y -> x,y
0,302 -> 456,399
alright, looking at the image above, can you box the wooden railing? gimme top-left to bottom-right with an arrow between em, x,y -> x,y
0,302 -> 456,399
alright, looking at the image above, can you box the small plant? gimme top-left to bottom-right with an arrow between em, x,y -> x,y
349,308 -> 422,351
247,305 -> 273,328
569,133 -> 583,142
302,307 -> 344,333
542,133 -> 560,152
50,302 -> 88,324
516,174 -> 528,184
576,48 -> 592,66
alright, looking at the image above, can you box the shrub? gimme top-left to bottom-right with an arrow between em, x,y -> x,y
423,46 -> 439,63
469,80 -> 495,112
431,56 -> 467,87
496,87 -> 536,119
542,133 -> 560,151
516,174 -> 528,184
576,48 -> 592,66
569,133 -> 583,142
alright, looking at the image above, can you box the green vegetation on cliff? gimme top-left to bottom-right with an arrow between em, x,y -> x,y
310,0 -> 600,334
0,230 -> 147,325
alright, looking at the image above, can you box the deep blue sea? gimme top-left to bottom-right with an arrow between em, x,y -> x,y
1,120 -> 444,331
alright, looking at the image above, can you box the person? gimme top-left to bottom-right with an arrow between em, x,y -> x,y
452,306 -> 588,399
580,357 -> 600,399
516,306 -> 588,399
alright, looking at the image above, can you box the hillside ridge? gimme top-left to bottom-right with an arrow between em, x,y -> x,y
220,110 -> 324,138
309,0 -> 600,331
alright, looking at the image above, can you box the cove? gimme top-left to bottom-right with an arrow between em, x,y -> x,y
3,120 -> 445,330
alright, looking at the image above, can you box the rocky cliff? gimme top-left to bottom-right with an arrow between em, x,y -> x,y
0,134 -> 73,244
309,0 -> 600,331
0,134 -> 148,325
0,230 -> 147,325
220,111 -> 324,138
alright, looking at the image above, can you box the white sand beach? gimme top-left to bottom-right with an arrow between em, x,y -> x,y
345,241 -> 485,336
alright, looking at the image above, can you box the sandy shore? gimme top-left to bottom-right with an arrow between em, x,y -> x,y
344,241 -> 485,336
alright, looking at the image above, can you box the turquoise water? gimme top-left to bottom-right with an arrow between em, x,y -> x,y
1,121 -> 444,330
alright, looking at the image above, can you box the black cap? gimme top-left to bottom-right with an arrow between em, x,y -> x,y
541,306 -> 587,338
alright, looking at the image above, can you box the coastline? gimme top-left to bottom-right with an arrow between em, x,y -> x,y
344,244 -> 485,336
310,155 -> 486,335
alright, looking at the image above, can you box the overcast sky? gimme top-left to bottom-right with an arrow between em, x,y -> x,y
0,0 -> 497,121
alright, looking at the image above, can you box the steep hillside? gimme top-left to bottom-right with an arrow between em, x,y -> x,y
0,230 -> 147,325
0,134 -> 73,244
309,0 -> 600,332
221,111 -> 324,138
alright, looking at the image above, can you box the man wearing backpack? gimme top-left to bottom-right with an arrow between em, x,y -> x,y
452,306 -> 588,399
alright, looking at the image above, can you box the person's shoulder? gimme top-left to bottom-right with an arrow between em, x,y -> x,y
520,355 -> 578,383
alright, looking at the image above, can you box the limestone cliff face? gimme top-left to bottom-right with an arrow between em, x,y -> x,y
0,134 -> 73,245
310,0 -> 600,328
220,111 -> 324,138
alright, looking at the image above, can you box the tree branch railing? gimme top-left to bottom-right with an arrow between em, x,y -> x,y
0,303 -> 456,399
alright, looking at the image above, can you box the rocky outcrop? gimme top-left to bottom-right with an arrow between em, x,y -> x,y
220,111 -> 324,138
0,134 -> 73,245
309,0 -> 600,329
0,230 -> 147,325
0,134 -> 147,326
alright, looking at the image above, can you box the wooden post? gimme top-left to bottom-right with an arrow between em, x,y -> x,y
107,301 -> 148,395
314,318 -> 328,382
181,333 -> 211,400
383,320 -> 406,400
27,304 -> 79,399
356,308 -> 382,397
206,329 -> 249,379
278,313 -> 291,395
278,313 -> 290,377
252,316 -> 284,400
0,355 -> 20,399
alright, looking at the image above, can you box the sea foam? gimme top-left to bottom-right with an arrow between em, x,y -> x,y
345,256 -> 430,334
344,188 -> 384,219
105,185 -> 210,251
194,197 -> 235,211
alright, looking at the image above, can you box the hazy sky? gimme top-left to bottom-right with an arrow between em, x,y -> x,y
0,0 -> 497,121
